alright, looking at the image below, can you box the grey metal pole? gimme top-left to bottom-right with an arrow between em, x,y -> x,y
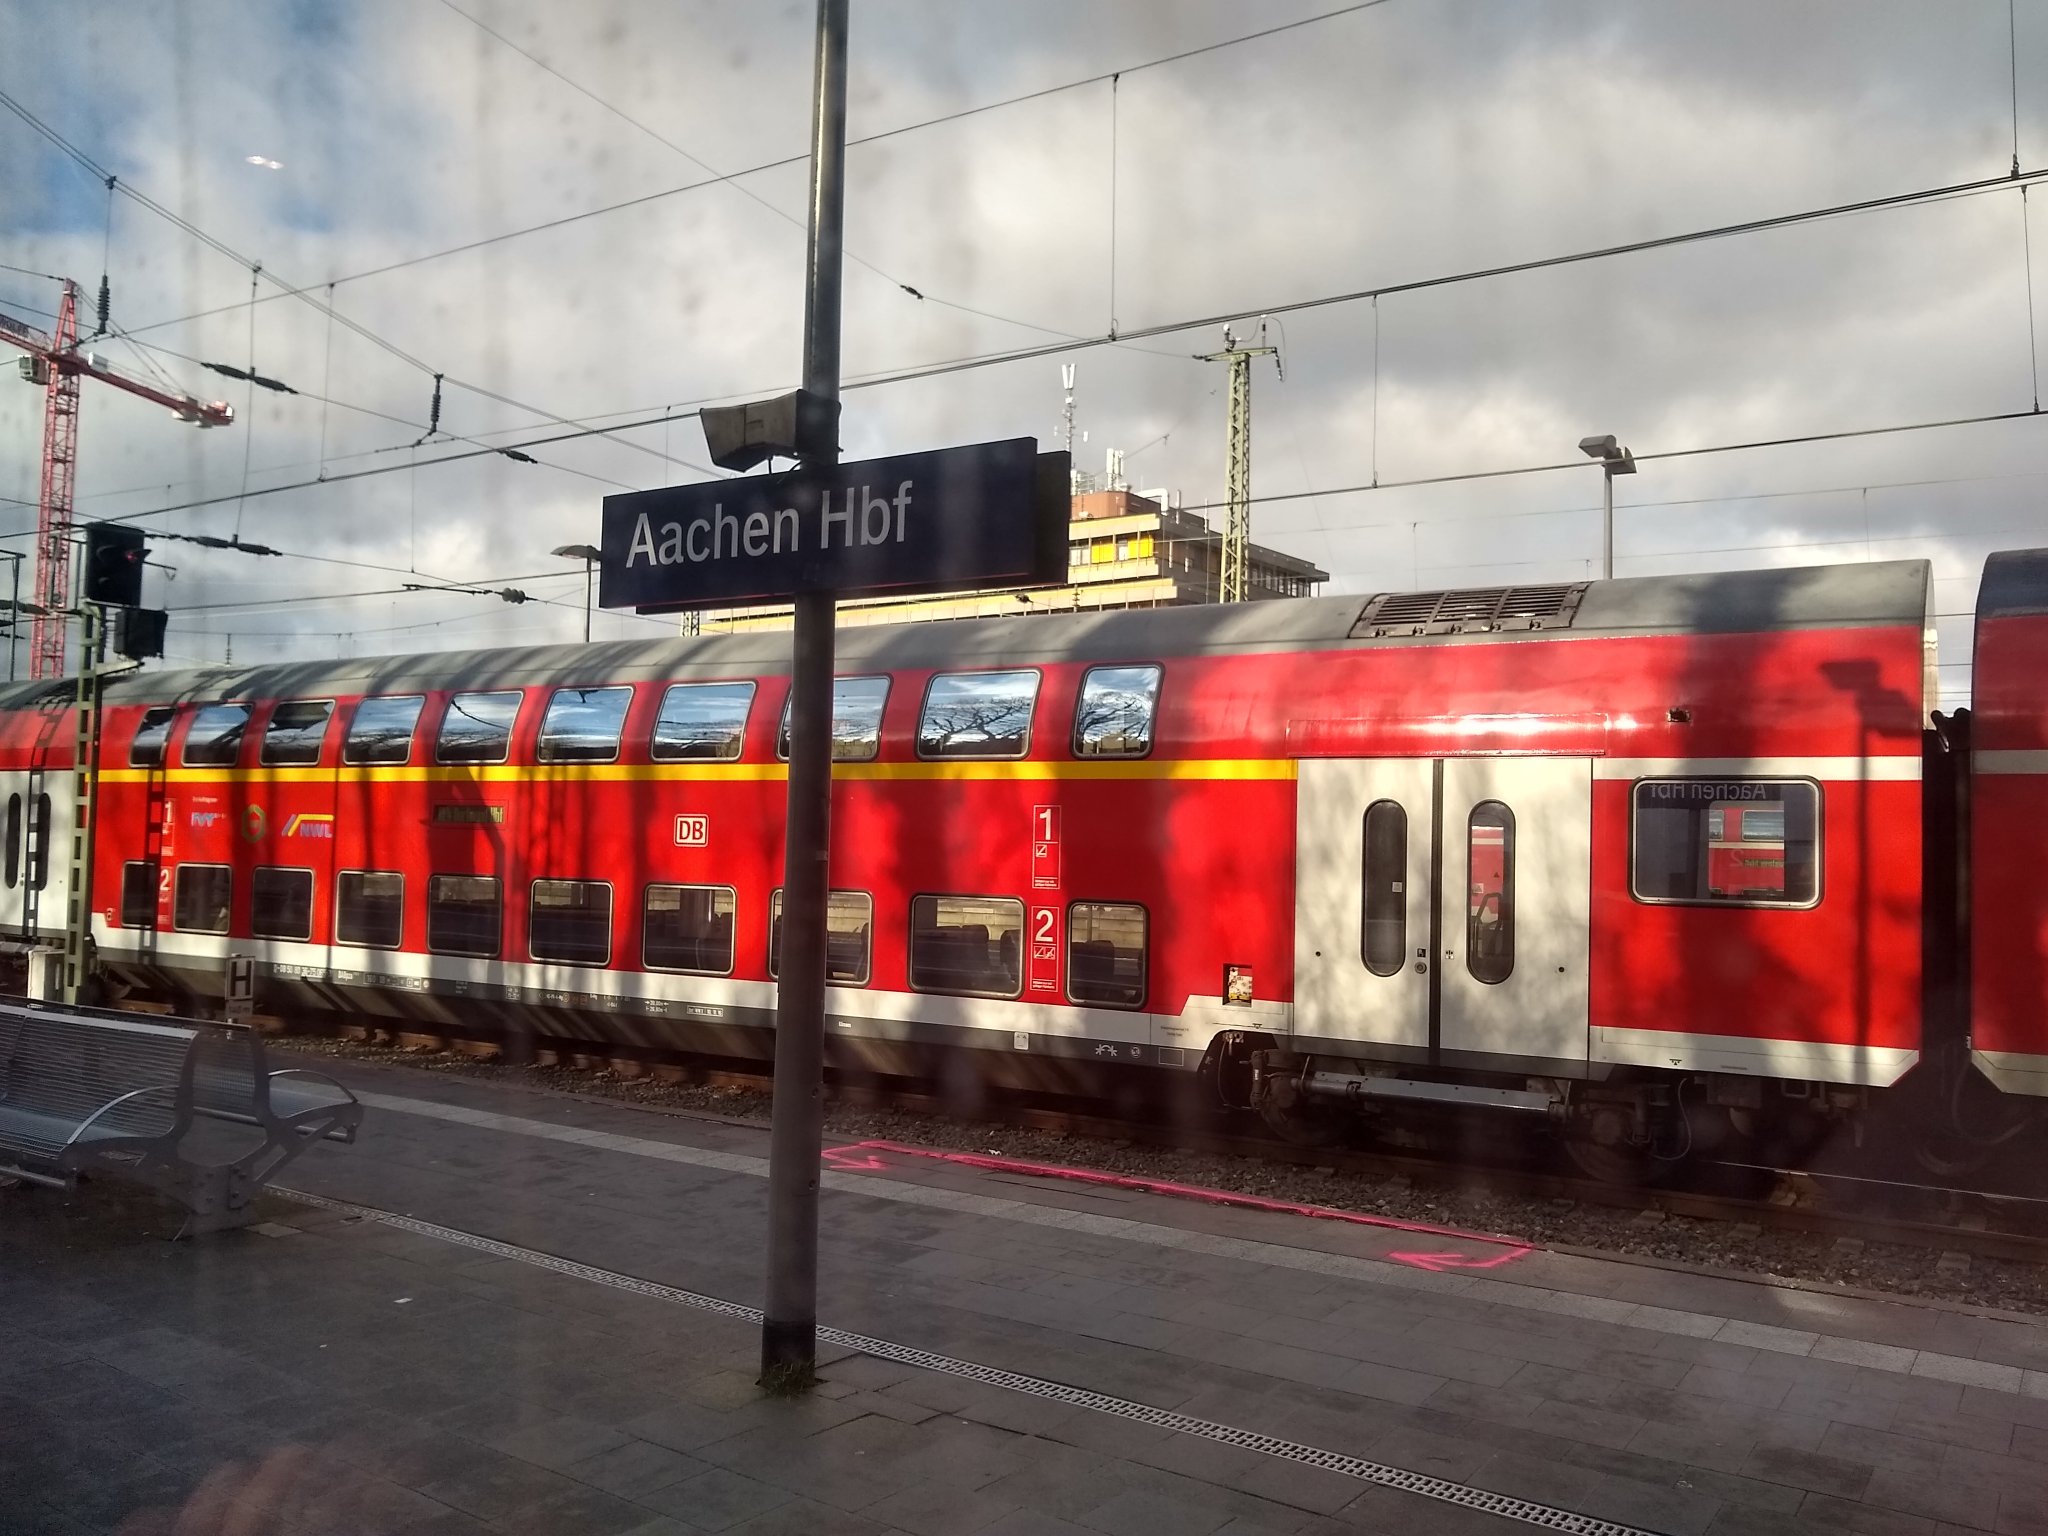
583,557 -> 593,642
762,0 -> 846,1388
8,554 -> 18,682
1601,467 -> 1613,581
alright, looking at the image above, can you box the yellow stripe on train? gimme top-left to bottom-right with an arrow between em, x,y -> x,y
95,758 -> 1298,788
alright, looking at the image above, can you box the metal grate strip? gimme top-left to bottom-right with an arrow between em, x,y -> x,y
1353,583 -> 1587,637
280,1190 -> 1658,1535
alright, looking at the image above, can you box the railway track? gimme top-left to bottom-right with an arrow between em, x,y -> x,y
267,1018 -> 2048,1278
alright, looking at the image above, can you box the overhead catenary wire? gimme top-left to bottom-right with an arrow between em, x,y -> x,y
24,153 -> 2048,542
0,87 -> 717,480
110,1 -> 1397,341
430,0 -> 1085,345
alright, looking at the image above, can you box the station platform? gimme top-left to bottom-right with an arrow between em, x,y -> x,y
11,1060 -> 2048,1535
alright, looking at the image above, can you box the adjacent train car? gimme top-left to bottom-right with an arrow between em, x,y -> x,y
0,552 -> 1972,1167
1969,549 -> 2048,1096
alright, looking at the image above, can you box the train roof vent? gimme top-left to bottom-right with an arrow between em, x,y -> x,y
1350,582 -> 1588,638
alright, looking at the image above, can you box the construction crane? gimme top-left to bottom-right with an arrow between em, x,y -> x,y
1,280 -> 233,678
1198,322 -> 1281,604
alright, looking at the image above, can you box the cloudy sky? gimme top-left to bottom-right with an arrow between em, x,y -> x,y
2,0 -> 2044,704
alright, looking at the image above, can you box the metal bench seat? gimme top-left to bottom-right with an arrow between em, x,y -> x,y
0,1004 -> 363,1236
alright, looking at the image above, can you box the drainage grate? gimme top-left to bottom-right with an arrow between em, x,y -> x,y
280,1190 -> 1659,1536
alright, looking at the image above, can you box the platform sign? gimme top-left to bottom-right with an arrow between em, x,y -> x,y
1028,907 -> 1061,997
598,440 -> 1068,611
225,953 -> 255,1024
1031,804 -> 1061,890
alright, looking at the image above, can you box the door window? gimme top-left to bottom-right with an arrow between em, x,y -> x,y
1466,801 -> 1515,985
1361,800 -> 1408,977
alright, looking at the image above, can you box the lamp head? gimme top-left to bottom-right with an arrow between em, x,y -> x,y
1578,434 -> 1619,460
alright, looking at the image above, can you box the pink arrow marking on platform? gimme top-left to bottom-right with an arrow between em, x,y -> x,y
820,1144 -> 891,1171
1387,1247 -> 1531,1272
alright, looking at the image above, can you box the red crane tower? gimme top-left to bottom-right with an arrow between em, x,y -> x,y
1,280 -> 234,678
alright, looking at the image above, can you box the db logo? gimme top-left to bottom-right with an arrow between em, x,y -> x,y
673,815 -> 709,847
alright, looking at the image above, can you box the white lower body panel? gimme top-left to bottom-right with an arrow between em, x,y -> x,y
1596,1026 -> 1916,1087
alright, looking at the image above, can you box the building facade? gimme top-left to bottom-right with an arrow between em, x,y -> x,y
699,489 -> 1328,633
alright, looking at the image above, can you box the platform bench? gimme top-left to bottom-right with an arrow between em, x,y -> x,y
0,1004 -> 362,1236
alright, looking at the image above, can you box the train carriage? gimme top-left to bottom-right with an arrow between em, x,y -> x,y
0,550 -> 1992,1169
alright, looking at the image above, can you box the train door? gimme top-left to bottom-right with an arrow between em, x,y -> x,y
1436,756 -> 1591,1066
1294,759 -> 1433,1052
1294,755 -> 1591,1070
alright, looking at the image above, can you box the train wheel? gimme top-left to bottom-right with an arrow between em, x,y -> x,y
1564,1103 -> 1659,1185
1254,1069 -> 1346,1147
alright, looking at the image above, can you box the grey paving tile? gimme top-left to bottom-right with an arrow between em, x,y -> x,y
1225,1457 -> 1368,1517
1077,1486 -> 1236,1536
1860,1465 -> 2002,1529
639,1467 -> 797,1531
1795,1491 -> 1939,1534
568,1438 -> 712,1499
978,1511 -> 1100,1536
492,1482 -> 658,1536
859,1479 -> 1021,1536
417,1453 -> 586,1522
1737,1443 -> 1874,1499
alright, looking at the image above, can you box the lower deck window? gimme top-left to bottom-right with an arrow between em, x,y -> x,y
768,890 -> 871,984
120,860 -> 158,929
530,880 -> 612,965
909,894 -> 1023,998
1067,902 -> 1146,1009
643,884 -> 735,974
428,875 -> 502,958
337,871 -> 404,949
173,865 -> 232,934
252,867 -> 314,942
1632,779 -> 1821,907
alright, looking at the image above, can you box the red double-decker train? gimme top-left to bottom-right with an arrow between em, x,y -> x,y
0,547 -> 2041,1174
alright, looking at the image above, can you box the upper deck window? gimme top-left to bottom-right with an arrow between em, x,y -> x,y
537,687 -> 632,763
1073,664 -> 1162,758
129,707 -> 175,768
778,676 -> 889,762
344,696 -> 424,765
261,701 -> 334,766
651,682 -> 755,761
436,691 -> 522,765
916,670 -> 1039,759
182,704 -> 251,768
1632,779 -> 1821,908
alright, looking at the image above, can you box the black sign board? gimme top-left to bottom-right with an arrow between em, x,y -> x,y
598,438 -> 1069,611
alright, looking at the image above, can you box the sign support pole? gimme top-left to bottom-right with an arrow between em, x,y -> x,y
761,0 -> 847,1389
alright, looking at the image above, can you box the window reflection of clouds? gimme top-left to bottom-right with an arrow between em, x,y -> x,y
437,691 -> 522,764
538,686 -> 632,762
779,676 -> 889,762
654,682 -> 755,762
345,696 -> 424,765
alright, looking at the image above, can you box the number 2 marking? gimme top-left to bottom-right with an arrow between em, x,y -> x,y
1034,909 -> 1055,943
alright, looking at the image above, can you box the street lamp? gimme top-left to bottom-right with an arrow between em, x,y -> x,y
1577,435 -> 1636,581
552,543 -> 601,642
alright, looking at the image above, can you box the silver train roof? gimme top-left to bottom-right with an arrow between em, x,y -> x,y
0,555 -> 1934,712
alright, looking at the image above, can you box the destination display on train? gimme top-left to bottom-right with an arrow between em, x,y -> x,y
597,439 -> 1068,610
